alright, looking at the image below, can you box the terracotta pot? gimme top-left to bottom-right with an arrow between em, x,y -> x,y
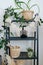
22,10 -> 34,20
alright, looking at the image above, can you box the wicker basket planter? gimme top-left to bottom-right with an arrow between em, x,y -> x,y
16,60 -> 25,65
22,10 -> 34,20
10,46 -> 20,58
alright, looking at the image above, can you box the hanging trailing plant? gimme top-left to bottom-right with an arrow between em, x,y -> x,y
3,6 -> 22,27
0,27 -> 14,50
13,0 -> 40,20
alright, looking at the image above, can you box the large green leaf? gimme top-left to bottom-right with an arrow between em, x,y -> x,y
30,4 -> 40,13
40,19 -> 43,23
10,32 -> 14,36
14,8 -> 22,10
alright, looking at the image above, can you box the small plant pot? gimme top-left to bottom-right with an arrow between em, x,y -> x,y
28,51 -> 33,58
10,46 -> 20,58
22,10 -> 34,20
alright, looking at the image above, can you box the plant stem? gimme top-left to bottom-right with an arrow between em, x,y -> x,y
14,8 -> 22,10
24,2 -> 30,10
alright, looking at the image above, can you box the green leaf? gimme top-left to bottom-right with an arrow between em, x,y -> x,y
0,45 -> 2,49
40,19 -> 43,23
27,0 -> 31,4
0,30 -> 3,33
10,32 -> 14,36
30,4 -> 40,13
1,37 -> 4,39
16,1 -> 23,9
41,21 -> 43,23
17,1 -> 30,9
14,8 -> 21,10
14,0 -> 30,10
38,22 -> 41,26
27,48 -> 33,52
17,1 -> 25,3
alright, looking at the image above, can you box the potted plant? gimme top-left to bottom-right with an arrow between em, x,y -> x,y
0,27 -> 14,51
13,0 -> 40,20
27,48 -> 34,57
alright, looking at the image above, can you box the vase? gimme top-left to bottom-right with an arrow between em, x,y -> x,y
20,27 -> 27,38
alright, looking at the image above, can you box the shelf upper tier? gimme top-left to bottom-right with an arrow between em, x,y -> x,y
7,37 -> 37,40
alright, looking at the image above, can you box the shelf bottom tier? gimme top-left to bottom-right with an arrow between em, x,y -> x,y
12,52 -> 37,60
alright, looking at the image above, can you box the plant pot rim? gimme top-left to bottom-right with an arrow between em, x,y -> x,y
22,10 -> 34,13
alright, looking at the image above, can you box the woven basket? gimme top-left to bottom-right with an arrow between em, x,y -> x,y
22,10 -> 34,20
10,46 -> 20,58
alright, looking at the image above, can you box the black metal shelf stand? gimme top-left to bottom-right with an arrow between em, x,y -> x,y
5,20 -> 39,65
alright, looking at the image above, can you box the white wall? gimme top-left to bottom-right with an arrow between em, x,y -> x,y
39,24 -> 43,65
0,0 -> 43,65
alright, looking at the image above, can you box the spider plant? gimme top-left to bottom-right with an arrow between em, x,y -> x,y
13,0 -> 40,13
13,0 -> 43,25
13,0 -> 40,21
